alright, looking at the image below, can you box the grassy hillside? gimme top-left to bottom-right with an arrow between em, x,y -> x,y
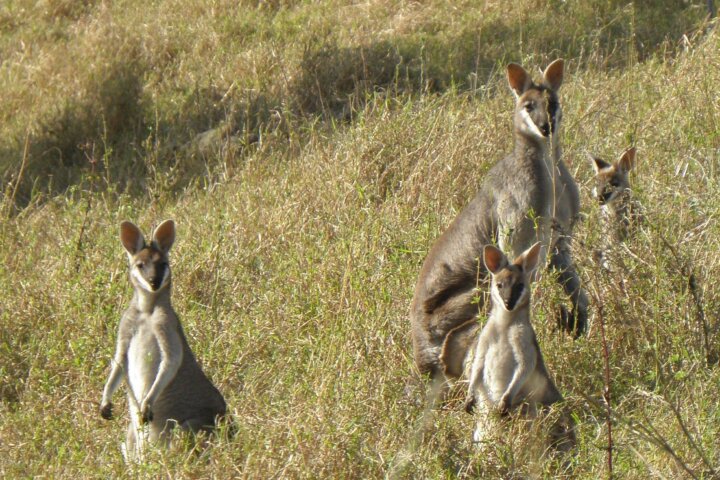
1,0 -> 720,478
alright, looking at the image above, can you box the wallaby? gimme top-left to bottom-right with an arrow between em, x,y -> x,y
464,243 -> 575,451
410,59 -> 586,390
100,220 -> 227,459
590,147 -> 641,243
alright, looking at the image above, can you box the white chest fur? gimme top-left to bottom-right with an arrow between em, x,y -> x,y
126,318 -> 161,403
482,330 -> 518,402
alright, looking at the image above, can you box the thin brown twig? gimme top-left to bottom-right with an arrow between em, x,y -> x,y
578,391 -> 699,479
635,408 -> 700,480
660,386 -> 716,475
74,142 -> 97,272
644,218 -> 714,366
586,279 -> 613,479
5,129 -> 31,218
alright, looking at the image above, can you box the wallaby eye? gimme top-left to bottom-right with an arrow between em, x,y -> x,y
496,282 -> 504,289
524,102 -> 534,112
135,261 -> 145,269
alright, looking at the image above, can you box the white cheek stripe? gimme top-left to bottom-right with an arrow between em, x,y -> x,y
519,108 -> 545,138
491,283 -> 509,312
132,268 -> 154,292
491,281 -> 528,312
160,268 -> 170,289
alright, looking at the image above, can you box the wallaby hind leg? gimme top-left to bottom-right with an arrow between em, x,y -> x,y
549,237 -> 588,337
123,414 -> 143,462
181,416 -> 217,434
549,411 -> 577,454
440,319 -> 481,379
176,416 -> 221,453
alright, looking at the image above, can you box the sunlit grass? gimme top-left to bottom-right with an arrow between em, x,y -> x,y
1,1 -> 719,478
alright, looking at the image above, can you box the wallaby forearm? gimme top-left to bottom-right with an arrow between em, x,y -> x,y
101,336 -> 129,405
102,362 -> 124,403
467,340 -> 487,396
143,329 -> 183,408
501,359 -> 535,408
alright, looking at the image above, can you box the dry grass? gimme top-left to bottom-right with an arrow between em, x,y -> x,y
1,1 -> 720,478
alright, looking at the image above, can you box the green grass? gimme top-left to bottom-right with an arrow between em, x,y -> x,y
1,0 -> 720,478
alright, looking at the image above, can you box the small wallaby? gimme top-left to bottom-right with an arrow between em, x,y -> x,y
590,147 -> 641,243
100,220 -> 227,459
410,59 -> 585,390
464,243 -> 575,451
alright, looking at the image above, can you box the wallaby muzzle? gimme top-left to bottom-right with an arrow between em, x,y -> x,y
539,122 -> 551,137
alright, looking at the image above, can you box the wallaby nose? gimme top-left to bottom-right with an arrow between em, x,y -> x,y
150,277 -> 163,291
540,122 -> 551,137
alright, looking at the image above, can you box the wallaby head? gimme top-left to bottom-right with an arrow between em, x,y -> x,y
120,220 -> 175,293
590,147 -> 636,206
484,242 -> 542,312
508,59 -> 563,142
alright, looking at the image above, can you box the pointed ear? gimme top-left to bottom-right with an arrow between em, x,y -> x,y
152,219 -> 176,253
484,245 -> 508,274
542,58 -> 564,91
617,147 -> 636,173
588,153 -> 611,173
120,221 -> 145,256
507,63 -> 532,98
514,242 -> 543,274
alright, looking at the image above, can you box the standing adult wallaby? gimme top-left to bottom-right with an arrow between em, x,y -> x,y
100,220 -> 227,459
464,243 -> 575,451
410,59 -> 586,389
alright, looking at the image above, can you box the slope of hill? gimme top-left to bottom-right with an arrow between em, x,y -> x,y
1,1 -> 719,478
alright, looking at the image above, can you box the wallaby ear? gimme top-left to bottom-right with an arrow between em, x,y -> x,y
120,221 -> 145,256
152,219 -> 176,253
484,245 -> 508,274
588,153 -> 611,173
542,58 -> 564,91
507,63 -> 532,98
617,147 -> 636,173
514,242 -> 543,274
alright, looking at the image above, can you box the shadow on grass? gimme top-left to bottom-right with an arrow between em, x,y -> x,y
0,0 -> 708,207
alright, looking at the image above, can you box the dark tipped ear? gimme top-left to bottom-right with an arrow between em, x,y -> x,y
152,220 -> 176,253
588,153 -> 611,173
120,221 -> 145,256
515,242 -> 543,274
484,245 -> 508,274
617,147 -> 636,173
507,63 -> 532,97
542,58 -> 564,91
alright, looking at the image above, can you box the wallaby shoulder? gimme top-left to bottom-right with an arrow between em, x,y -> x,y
553,159 -> 581,230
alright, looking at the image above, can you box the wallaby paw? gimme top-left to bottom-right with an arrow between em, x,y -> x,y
557,305 -> 586,338
464,395 -> 477,414
498,396 -> 511,416
100,402 -> 113,420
